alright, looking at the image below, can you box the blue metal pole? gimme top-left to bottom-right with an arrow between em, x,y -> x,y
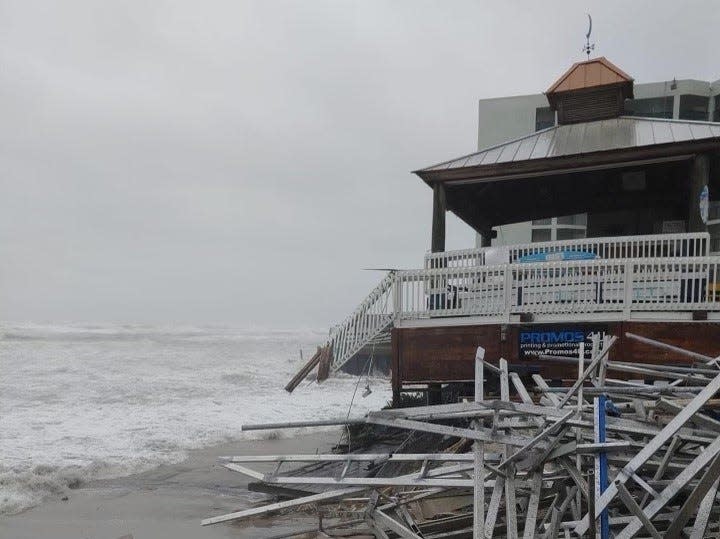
598,394 -> 610,539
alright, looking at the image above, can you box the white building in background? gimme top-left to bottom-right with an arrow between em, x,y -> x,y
477,78 -> 720,247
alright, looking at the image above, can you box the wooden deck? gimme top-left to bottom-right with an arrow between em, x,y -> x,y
307,232 -> 720,403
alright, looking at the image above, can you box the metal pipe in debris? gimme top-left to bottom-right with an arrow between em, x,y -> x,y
625,332 -> 716,364
241,418 -> 366,431
541,386 -> 702,394
538,354 -> 717,375
537,354 -> 712,383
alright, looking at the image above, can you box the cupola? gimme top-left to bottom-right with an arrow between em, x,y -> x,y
545,57 -> 634,124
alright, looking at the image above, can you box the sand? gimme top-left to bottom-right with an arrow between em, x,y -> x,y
0,430 -> 342,539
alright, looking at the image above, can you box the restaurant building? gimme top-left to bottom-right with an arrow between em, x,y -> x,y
480,75 -> 720,248
307,57 -> 720,405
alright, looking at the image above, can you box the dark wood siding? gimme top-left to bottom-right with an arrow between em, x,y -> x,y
621,322 -> 719,365
396,325 -> 501,383
393,321 -> 720,387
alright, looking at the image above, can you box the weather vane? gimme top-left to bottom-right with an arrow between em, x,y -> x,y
582,14 -> 595,59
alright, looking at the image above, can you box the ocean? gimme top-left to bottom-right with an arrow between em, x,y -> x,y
0,323 -> 390,515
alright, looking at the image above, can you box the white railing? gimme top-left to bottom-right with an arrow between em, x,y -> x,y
325,236 -> 717,373
327,271 -> 396,372
510,233 -> 709,262
395,265 -> 507,319
397,256 -> 720,320
424,232 -> 710,269
425,247 -> 486,269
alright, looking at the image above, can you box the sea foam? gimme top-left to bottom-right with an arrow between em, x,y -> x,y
0,323 -> 390,514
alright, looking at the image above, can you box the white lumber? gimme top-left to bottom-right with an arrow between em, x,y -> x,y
474,346 -> 485,539
689,476 -> 720,539
522,471 -> 542,539
500,358 -> 518,539
614,433 -> 720,539
575,368 -> 720,536
201,486 -> 367,526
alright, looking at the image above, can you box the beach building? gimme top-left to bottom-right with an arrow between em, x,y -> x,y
290,56 -> 720,406
481,75 -> 720,247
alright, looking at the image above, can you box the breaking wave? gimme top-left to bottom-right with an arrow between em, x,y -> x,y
0,322 -> 389,514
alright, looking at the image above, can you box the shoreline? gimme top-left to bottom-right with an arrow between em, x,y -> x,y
0,429 -> 341,539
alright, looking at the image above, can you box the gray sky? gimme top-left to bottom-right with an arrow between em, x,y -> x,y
0,0 -> 717,327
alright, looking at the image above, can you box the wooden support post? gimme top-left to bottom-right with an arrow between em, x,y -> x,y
431,183 -> 446,253
316,345 -> 331,382
391,328 -> 401,407
430,183 -> 447,315
428,383 -> 442,405
688,153 -> 709,234
285,346 -> 323,393
479,227 -> 493,248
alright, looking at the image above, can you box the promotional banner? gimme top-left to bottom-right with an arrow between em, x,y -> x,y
518,324 -> 607,360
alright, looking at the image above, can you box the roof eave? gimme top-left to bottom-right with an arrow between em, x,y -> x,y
417,138 -> 720,186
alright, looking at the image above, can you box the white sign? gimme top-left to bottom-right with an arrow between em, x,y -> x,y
484,246 -> 508,266
700,185 -> 709,224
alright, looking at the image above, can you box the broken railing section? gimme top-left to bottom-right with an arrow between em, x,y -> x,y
208,332 -> 720,538
283,344 -> 333,392
285,270 -> 396,393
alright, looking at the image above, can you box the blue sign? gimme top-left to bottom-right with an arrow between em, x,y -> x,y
518,324 -> 607,360
518,250 -> 596,263
700,185 -> 709,225
520,330 -> 586,344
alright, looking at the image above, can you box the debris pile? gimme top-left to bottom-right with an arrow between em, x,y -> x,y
203,332 -> 720,538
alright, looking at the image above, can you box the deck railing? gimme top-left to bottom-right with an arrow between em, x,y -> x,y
327,233 -> 717,372
327,271 -> 396,371
398,256 -> 720,320
424,232 -> 710,269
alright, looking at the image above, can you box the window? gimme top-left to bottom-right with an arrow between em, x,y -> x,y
535,107 -> 555,131
556,228 -> 586,241
532,218 -> 551,225
556,214 -> 587,226
624,97 -> 673,119
714,96 -> 720,122
710,201 -> 720,222
710,223 -> 720,253
531,229 -> 551,243
679,95 -> 709,121
712,236 -> 720,254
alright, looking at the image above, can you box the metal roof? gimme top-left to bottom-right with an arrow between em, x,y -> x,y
420,117 -> 720,172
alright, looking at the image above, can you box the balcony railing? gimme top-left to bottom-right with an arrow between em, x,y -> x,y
398,256 -> 720,320
325,233 -> 719,373
424,232 -> 710,269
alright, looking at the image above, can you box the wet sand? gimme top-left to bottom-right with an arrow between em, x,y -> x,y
0,431 -> 340,539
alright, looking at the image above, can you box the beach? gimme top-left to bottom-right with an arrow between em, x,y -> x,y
0,431 -> 339,539
0,323 -> 390,537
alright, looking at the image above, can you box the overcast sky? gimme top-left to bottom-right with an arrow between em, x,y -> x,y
0,0 -> 717,327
